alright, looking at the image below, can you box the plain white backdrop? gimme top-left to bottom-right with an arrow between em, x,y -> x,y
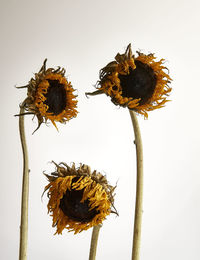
1,0 -> 200,259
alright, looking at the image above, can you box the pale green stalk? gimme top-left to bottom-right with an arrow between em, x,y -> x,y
18,102 -> 29,260
129,110 -> 143,260
89,225 -> 101,260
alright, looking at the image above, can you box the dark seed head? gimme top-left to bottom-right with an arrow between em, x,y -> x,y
44,79 -> 67,115
59,178 -> 99,223
118,60 -> 157,105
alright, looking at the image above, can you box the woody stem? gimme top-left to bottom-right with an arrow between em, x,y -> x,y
89,225 -> 101,260
129,110 -> 143,260
19,101 -> 29,260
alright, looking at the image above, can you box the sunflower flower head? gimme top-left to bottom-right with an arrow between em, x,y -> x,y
86,44 -> 172,118
44,162 -> 117,234
17,59 -> 78,132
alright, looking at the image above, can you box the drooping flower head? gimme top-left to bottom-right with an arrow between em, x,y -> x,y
17,59 -> 78,132
86,44 -> 172,117
44,162 -> 117,234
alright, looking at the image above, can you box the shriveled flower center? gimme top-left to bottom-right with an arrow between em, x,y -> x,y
59,180 -> 99,223
118,60 -> 157,105
44,79 -> 67,115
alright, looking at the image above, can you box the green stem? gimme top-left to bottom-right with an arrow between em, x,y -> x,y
89,225 -> 101,260
129,110 -> 143,260
19,102 -> 29,260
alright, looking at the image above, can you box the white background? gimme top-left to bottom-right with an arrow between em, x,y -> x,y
1,0 -> 200,259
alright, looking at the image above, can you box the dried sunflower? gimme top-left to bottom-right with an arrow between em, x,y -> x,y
86,44 -> 172,118
17,59 -> 78,132
44,162 -> 117,234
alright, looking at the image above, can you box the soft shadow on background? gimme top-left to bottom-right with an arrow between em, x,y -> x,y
1,0 -> 200,259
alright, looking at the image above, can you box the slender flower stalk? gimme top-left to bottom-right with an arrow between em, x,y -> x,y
89,225 -> 101,260
16,60 -> 78,259
129,110 -> 143,260
86,44 -> 171,259
18,100 -> 29,260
